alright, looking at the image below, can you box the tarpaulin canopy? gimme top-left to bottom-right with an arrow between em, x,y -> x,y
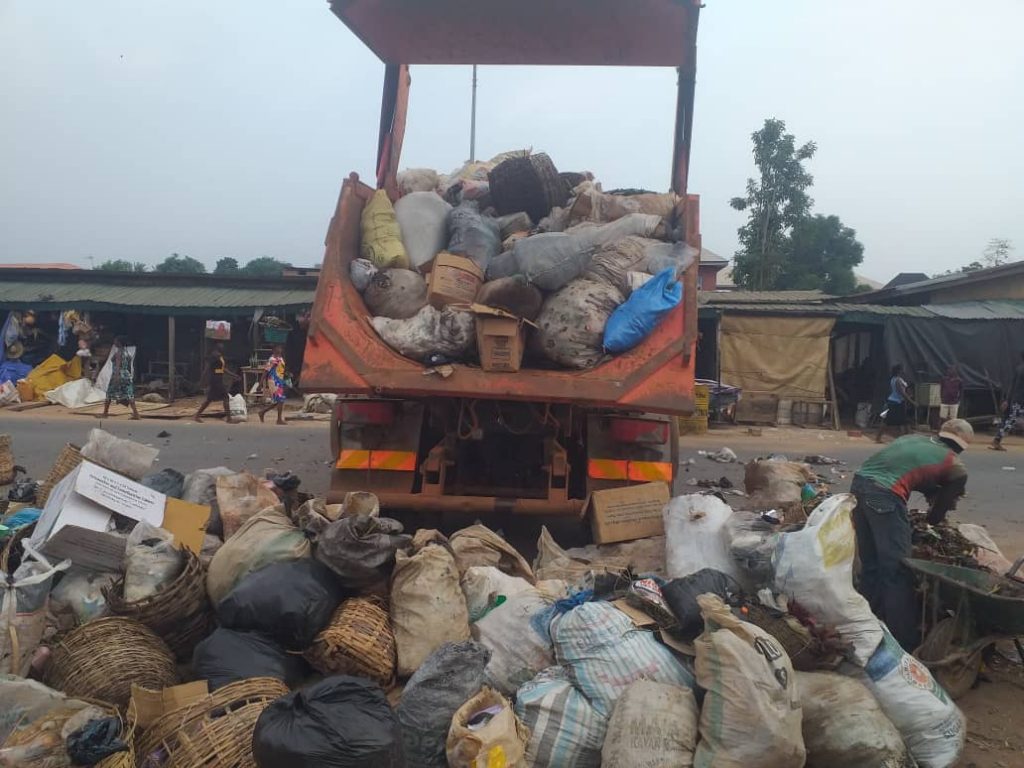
883,316 -> 1024,395
720,315 -> 835,399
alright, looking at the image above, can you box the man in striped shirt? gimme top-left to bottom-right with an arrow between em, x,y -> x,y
851,419 -> 974,650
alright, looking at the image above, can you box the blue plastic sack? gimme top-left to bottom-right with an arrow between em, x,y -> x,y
603,267 -> 682,354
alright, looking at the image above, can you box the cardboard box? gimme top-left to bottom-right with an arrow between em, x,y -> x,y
471,304 -> 532,373
29,460 -> 210,571
130,681 -> 209,728
588,481 -> 670,544
427,252 -> 484,308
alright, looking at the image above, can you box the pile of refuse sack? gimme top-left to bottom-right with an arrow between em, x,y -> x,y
1,428 -> 972,768
355,150 -> 698,371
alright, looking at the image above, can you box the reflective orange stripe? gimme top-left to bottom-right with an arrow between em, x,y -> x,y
336,449 -> 370,469
369,451 -> 417,471
588,459 -> 629,480
628,461 -> 673,482
337,450 -> 416,471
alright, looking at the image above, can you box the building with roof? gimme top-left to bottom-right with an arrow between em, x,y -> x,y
854,260 -> 1024,305
697,247 -> 728,292
0,268 -> 316,401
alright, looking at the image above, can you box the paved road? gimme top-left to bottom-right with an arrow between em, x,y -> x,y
3,411 -> 1022,558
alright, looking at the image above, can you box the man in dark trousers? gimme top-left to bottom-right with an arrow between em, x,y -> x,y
991,349 -> 1024,451
851,419 -> 973,651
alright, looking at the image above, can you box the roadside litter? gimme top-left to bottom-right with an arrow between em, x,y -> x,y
5,429 -> 1014,768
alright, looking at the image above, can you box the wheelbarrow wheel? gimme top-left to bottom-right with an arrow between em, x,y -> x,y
916,617 -> 984,699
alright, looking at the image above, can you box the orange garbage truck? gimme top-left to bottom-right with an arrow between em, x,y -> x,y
302,0 -> 703,516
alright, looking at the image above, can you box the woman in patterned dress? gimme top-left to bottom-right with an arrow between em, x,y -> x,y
258,345 -> 288,425
101,336 -> 140,420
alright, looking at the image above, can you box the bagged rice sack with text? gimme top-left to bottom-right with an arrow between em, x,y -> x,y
601,680 -> 698,768
693,594 -> 805,768
859,629 -> 964,768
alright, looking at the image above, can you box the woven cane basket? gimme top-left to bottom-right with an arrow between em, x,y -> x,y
0,434 -> 14,486
135,677 -> 288,768
35,442 -> 83,508
105,549 -> 211,660
489,153 -> 569,221
44,617 -> 177,709
304,596 -> 396,688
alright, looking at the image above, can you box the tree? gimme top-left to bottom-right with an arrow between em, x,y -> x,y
774,214 -> 864,295
214,257 -> 239,274
730,118 -> 817,290
95,259 -> 148,272
154,253 -> 207,274
983,238 -> 1013,268
241,256 -> 289,277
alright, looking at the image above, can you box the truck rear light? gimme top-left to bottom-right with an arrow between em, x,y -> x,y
340,401 -> 396,425
588,458 -> 673,482
609,418 -> 669,445
337,449 -> 417,471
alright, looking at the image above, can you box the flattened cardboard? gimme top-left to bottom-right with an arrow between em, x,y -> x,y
130,681 -> 209,728
163,498 -> 211,554
30,460 -> 169,571
612,598 -> 658,628
589,481 -> 670,544
427,252 -> 484,308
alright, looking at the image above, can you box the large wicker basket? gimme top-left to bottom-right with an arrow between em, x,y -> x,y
488,153 -> 569,221
304,596 -> 396,688
44,617 -> 177,709
106,549 -> 211,660
0,434 -> 14,486
135,677 -> 288,768
35,442 -> 83,508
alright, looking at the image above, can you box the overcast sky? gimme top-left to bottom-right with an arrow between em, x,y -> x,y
2,1 -> 1022,283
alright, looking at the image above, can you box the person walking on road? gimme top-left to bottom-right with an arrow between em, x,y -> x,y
194,342 -> 238,423
258,345 -> 289,426
991,350 -> 1024,451
875,363 -> 916,443
101,336 -> 140,420
851,419 -> 973,652
939,364 -> 962,421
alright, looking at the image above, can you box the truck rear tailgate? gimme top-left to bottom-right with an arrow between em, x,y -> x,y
302,175 -> 698,416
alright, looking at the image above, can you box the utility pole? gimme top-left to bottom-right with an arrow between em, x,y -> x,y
470,65 -> 478,162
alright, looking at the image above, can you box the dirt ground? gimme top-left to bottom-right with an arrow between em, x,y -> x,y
958,651 -> 1024,768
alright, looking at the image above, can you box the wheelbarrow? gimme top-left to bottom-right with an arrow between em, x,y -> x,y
906,556 -> 1024,699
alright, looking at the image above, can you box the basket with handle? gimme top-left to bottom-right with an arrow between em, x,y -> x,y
105,549 -> 212,660
304,596 -> 396,688
135,677 -> 288,768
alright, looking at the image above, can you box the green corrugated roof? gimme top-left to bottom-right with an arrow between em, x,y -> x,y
0,272 -> 316,315
699,302 -> 934,318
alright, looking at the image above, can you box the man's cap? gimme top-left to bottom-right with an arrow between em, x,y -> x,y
939,419 -> 974,451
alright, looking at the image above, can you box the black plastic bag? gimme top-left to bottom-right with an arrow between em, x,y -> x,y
192,628 -> 307,691
315,515 -> 411,591
253,676 -> 404,768
66,716 -> 128,764
662,568 -> 744,639
216,559 -> 347,651
396,641 -> 491,768
141,468 -> 185,498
